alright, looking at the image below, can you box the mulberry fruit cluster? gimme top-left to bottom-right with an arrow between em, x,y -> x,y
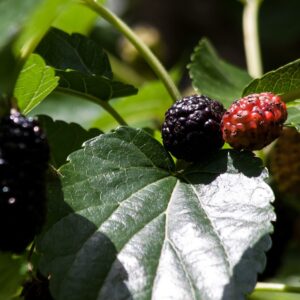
0,109 -> 49,253
161,92 -> 288,162
161,95 -> 225,161
268,127 -> 300,197
221,92 -> 287,150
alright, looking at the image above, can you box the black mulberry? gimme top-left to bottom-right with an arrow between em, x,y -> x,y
161,95 -> 225,161
0,109 -> 49,253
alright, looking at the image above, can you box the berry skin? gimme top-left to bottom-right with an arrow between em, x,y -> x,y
221,92 -> 287,150
161,95 -> 225,161
0,109 -> 49,253
268,127 -> 300,197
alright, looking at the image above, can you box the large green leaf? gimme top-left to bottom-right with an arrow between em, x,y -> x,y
243,59 -> 300,102
0,254 -> 26,300
36,28 -> 138,102
188,38 -> 252,107
38,115 -> 102,168
14,54 -> 58,114
38,127 -> 275,300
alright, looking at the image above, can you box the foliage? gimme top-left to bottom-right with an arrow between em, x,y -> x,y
0,0 -> 299,300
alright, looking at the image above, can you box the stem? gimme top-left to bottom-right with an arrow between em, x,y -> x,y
56,87 -> 128,126
83,0 -> 181,103
242,0 -> 263,78
254,282 -> 300,293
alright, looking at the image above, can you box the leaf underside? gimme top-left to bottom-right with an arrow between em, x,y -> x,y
38,127 -> 275,300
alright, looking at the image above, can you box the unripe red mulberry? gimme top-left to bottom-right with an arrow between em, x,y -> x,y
221,92 -> 287,150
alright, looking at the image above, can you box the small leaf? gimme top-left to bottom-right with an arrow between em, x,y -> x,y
14,54 -> 58,114
37,27 -> 112,78
0,253 -> 27,300
38,115 -> 102,168
285,105 -> 300,131
38,127 -> 275,300
188,38 -> 252,107
243,59 -> 300,102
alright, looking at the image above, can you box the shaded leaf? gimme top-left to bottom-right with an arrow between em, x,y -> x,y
38,115 -> 102,168
243,59 -> 300,102
36,28 -> 138,102
14,54 -> 58,114
56,70 -> 138,103
38,127 -> 274,300
188,38 -> 252,107
0,253 -> 27,300
37,27 -> 112,78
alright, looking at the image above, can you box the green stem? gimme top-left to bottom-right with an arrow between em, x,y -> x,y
83,0 -> 181,103
254,282 -> 300,293
56,87 -> 128,126
242,0 -> 263,78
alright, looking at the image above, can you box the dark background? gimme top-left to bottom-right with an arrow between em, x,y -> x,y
115,0 -> 300,73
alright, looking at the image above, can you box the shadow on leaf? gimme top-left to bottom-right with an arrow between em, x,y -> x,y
222,234 -> 272,300
37,171 -> 132,300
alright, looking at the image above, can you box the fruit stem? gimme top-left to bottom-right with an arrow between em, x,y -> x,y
253,282 -> 300,293
242,0 -> 263,78
83,0 -> 181,103
56,87 -> 128,126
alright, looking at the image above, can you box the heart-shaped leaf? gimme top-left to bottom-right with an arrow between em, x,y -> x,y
38,127 -> 275,300
188,38 -> 252,107
37,115 -> 102,168
14,54 -> 59,114
243,59 -> 300,102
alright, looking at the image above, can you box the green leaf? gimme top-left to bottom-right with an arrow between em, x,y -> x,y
14,54 -> 58,114
0,253 -> 26,300
0,0 -> 43,49
36,28 -> 138,102
188,38 -> 252,107
53,3 -> 100,35
243,59 -> 300,102
286,105 -> 300,131
38,127 -> 275,300
15,0 -> 73,54
37,27 -> 113,78
56,70 -> 137,103
38,115 -> 102,168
